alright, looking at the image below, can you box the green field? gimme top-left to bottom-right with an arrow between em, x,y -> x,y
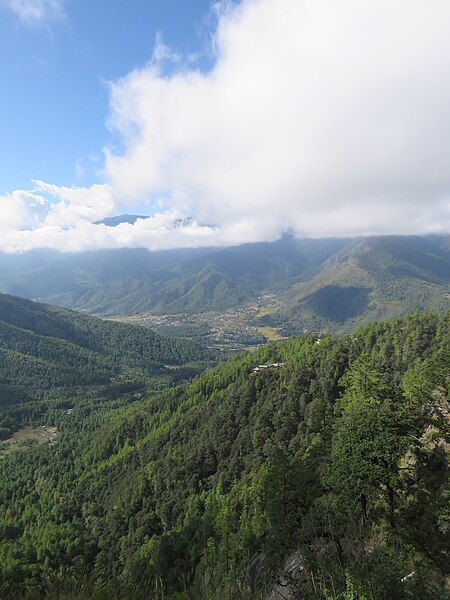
256,325 -> 287,341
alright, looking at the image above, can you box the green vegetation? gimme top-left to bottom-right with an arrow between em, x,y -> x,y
1,235 -> 448,338
110,301 -> 272,352
278,235 -> 450,334
255,325 -> 286,341
0,236 -> 348,316
0,292 -> 215,438
0,303 -> 448,599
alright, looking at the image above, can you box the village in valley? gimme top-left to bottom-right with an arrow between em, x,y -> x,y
108,294 -> 287,352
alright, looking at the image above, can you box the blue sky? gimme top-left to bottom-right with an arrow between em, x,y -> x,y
0,0 -> 212,195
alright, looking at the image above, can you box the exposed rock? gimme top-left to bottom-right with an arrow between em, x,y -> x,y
241,551 -> 305,599
241,552 -> 266,594
266,553 -> 304,600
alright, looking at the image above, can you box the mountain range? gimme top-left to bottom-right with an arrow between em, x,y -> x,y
0,229 -> 448,334
0,242 -> 448,599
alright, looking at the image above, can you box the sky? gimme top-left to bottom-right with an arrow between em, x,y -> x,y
0,0 -> 450,253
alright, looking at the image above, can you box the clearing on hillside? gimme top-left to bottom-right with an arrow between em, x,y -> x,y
0,426 -> 59,458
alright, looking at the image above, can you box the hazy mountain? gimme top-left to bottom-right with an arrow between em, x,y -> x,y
0,235 -> 448,333
0,236 -> 349,314
0,247 -> 214,300
0,249 -> 63,277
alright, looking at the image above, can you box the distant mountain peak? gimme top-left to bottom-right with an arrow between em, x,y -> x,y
95,214 -> 149,227
95,214 -> 197,230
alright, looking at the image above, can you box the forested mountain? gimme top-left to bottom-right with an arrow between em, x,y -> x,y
0,292 -> 213,408
0,247 -> 213,301
269,234 -> 450,333
0,236 -> 348,316
0,235 -> 448,334
0,310 -> 448,599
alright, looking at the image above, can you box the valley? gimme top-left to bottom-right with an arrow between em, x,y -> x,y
107,293 -> 286,351
1,234 -> 448,338
0,239 -> 449,600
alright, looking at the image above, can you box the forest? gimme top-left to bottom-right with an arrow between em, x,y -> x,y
0,301 -> 448,599
0,292 -> 214,419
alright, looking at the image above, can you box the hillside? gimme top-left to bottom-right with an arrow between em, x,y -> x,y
273,235 -> 450,334
0,237 -> 350,315
0,293 -> 213,409
0,236 -> 448,337
0,310 -> 448,599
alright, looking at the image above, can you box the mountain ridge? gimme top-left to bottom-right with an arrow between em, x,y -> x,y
0,235 -> 448,334
274,234 -> 450,333
94,214 -> 149,226
0,308 -> 448,598
0,292 -> 214,407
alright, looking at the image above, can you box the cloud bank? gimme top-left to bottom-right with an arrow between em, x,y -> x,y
1,0 -> 450,252
0,181 -> 277,253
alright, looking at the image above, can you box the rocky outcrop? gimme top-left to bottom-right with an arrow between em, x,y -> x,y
266,553 -> 304,600
240,551 -> 305,599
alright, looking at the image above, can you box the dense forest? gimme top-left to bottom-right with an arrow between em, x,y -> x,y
0,306 -> 448,599
0,292 -> 214,409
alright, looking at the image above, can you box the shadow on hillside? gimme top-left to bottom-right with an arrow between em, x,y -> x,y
300,285 -> 371,322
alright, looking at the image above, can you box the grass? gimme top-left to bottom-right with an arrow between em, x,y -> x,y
256,308 -> 274,318
105,315 -> 141,322
256,326 -> 287,342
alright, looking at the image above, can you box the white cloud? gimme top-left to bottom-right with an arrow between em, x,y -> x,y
0,190 -> 281,253
104,0 -> 450,239
151,32 -> 182,65
0,182 -> 117,252
0,173 -> 284,252
34,181 -> 115,227
1,0 -> 64,24
0,189 -> 47,232
1,0 -> 450,253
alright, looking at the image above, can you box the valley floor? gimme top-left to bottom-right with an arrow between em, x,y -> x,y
106,293 -> 287,352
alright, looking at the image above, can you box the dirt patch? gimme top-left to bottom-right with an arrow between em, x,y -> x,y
0,425 -> 59,457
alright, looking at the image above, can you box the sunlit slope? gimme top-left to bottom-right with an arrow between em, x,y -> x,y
0,310 -> 447,598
